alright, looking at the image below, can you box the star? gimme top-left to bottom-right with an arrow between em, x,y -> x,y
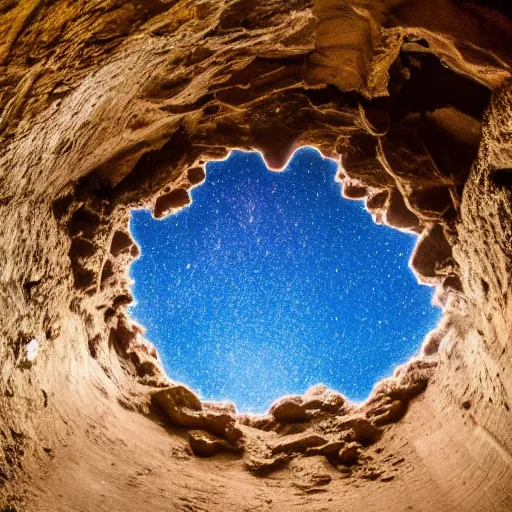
129,148 -> 440,413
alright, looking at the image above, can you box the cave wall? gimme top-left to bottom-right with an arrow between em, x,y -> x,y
0,0 -> 511,510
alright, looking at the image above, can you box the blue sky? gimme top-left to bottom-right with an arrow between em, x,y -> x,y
129,148 -> 440,413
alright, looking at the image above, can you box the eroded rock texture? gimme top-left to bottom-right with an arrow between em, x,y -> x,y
0,0 -> 511,510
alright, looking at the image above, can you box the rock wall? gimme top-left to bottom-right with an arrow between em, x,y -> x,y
0,0 -> 511,510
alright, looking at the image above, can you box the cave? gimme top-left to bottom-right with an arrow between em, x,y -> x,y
1,0 -> 511,511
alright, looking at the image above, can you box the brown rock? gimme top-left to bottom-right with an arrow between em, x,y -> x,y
338,443 -> 360,467
270,433 -> 328,455
336,415 -> 381,445
269,385 -> 346,424
188,430 -> 225,457
187,167 -> 206,186
289,456 -> 333,490
153,188 -> 191,219
410,223 -> 453,284
152,385 -> 203,426
1,0 -> 512,510
188,430 -> 240,458
303,384 -> 346,413
244,453 -> 290,476
269,395 -> 310,424
203,401 -> 237,416
110,230 -> 135,257
153,387 -> 243,445
384,188 -> 420,230
306,440 -> 345,457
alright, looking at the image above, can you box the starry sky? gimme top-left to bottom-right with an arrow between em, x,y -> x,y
129,148 -> 440,413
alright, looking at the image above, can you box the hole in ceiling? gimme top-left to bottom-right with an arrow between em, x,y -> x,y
129,147 -> 440,413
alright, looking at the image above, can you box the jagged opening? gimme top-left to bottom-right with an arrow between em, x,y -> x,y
127,147 -> 440,413
53,40 -> 498,475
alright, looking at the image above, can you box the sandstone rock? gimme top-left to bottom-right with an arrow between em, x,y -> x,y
270,433 -> 328,455
110,230 -> 135,257
338,443 -> 360,467
368,399 -> 407,427
269,395 -> 310,424
303,384 -> 346,412
188,430 -> 225,457
1,0 -> 511,510
153,188 -> 191,219
360,467 -> 384,480
269,385 -> 346,424
203,412 -> 244,446
152,385 -> 203,425
153,387 -> 244,446
188,430 -> 241,458
336,415 -> 381,445
410,223 -> 453,284
289,456 -> 333,491
384,188 -> 420,231
306,440 -> 345,457
187,167 -> 206,186
244,453 -> 290,476
237,413 -> 278,431
203,401 -> 237,416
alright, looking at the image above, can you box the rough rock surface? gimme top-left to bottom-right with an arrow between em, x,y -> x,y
0,0 -> 511,511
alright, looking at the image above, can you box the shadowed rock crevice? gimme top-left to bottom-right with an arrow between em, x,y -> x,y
1,0 -> 512,510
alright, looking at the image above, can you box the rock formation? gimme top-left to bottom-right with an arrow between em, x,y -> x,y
0,0 -> 511,510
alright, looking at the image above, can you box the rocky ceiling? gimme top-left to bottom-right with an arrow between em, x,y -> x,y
0,0 -> 511,510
